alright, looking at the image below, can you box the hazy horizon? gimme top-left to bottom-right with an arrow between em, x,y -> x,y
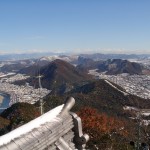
0,51 -> 150,56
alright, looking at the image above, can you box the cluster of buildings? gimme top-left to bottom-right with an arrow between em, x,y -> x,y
0,73 -> 50,105
2,74 -> 30,83
89,69 -> 150,99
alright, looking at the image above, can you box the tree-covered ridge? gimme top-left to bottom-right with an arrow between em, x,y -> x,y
0,116 -> 10,135
0,103 -> 40,134
77,107 -> 135,150
42,78 -> 150,122
41,79 -> 150,149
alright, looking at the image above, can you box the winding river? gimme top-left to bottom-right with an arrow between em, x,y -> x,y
0,92 -> 10,113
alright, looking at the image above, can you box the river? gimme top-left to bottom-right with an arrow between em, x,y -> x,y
0,92 -> 10,113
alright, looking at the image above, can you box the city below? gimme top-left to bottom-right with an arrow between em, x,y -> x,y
0,73 -> 50,107
89,70 -> 150,99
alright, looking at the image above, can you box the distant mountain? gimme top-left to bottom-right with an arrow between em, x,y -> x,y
0,59 -> 36,73
76,58 -> 143,75
39,59 -> 91,94
15,59 -> 91,94
80,53 -> 150,60
18,58 -> 50,76
0,56 -> 69,74
0,52 -> 66,61
18,55 -> 79,75
1,52 -> 149,64
76,56 -> 104,73
0,54 -> 78,74
18,65 -> 39,76
98,59 -> 143,75
0,63 -> 26,73
38,55 -> 78,63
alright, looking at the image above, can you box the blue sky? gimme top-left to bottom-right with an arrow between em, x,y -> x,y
0,0 -> 150,54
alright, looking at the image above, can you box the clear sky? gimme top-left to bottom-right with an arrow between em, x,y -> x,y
0,0 -> 150,54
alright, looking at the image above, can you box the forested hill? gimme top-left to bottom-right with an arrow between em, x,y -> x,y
44,79 -> 150,117
15,59 -> 92,94
41,79 -> 150,149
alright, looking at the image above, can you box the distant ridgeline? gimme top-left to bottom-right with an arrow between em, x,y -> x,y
0,97 -> 89,150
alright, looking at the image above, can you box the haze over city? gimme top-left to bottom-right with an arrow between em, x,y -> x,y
0,0 -> 150,55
